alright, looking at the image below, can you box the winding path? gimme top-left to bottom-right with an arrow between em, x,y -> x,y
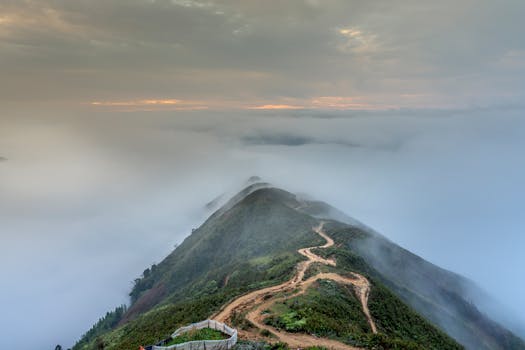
212,223 -> 377,349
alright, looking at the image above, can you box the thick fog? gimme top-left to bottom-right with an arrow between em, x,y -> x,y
2,0 -> 525,348
1,109 -> 525,349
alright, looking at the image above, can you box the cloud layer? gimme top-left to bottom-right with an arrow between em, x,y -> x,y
1,0 -> 525,109
2,108 -> 525,348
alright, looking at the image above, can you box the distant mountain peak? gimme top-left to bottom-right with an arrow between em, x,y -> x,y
246,175 -> 262,184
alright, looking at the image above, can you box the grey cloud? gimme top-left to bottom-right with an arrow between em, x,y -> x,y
241,132 -> 366,149
2,1 -> 525,106
242,134 -> 316,147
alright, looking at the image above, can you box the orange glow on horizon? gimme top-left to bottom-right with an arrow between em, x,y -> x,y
248,96 -> 391,111
311,96 -> 369,109
91,99 -> 182,106
90,98 -> 210,111
89,94 -> 424,112
248,104 -> 305,110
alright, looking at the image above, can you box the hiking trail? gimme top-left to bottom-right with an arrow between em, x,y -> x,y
212,223 -> 377,350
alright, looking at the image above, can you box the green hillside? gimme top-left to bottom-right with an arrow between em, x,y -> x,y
316,219 -> 525,350
72,185 -> 525,350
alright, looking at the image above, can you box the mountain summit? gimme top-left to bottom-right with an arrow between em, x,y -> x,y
73,183 -> 525,350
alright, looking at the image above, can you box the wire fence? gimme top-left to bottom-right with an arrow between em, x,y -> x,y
151,320 -> 238,350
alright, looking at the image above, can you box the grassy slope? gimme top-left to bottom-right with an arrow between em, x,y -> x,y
295,230 -> 462,350
265,278 -> 461,350
320,220 -> 525,350
74,186 -> 522,350
74,188 -> 322,349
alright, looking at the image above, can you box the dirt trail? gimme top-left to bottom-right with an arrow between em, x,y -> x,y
212,223 -> 377,349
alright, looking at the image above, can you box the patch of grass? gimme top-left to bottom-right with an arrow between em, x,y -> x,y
279,311 -> 307,332
265,279 -> 369,340
269,302 -> 289,315
250,255 -> 274,266
165,328 -> 227,346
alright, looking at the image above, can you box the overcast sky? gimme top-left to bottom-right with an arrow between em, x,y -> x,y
1,0 -> 525,111
1,1 -> 525,349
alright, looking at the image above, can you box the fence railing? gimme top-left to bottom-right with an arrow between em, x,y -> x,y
151,320 -> 237,350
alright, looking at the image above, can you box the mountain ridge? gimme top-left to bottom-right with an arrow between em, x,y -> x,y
73,183 -> 525,350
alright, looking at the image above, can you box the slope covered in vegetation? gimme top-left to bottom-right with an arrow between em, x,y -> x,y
317,221 -> 525,350
73,184 -> 525,350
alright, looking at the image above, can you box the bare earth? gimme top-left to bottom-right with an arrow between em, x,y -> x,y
212,223 -> 377,350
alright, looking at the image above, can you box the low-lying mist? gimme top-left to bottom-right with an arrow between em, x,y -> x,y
1,107 -> 525,349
